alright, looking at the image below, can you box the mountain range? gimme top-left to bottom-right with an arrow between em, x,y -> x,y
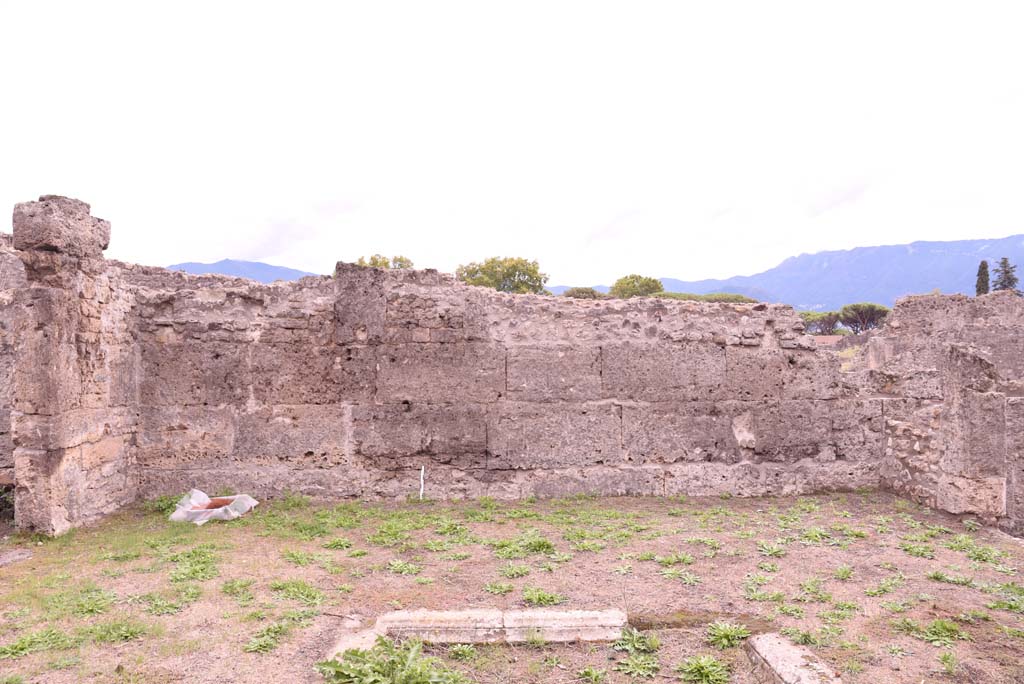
169,259 -> 318,284
171,234 -> 1024,310
550,234 -> 1024,310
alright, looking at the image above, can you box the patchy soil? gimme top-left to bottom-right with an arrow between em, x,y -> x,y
1,491 -> 1023,683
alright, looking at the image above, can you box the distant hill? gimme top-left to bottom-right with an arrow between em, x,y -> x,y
551,234 -> 1024,310
168,259 -> 318,284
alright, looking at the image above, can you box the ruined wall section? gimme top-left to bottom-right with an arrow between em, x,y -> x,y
9,197 -> 138,533
127,261 -> 884,502
854,291 -> 1024,533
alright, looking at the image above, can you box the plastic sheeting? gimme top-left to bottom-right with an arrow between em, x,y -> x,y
168,489 -> 259,526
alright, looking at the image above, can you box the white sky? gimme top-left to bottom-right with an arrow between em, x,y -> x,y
2,2 -> 1023,285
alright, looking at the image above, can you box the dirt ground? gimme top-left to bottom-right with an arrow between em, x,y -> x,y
1,491 -> 1023,683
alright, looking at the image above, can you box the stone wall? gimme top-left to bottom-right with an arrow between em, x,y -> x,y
0,196 -> 1022,535
861,291 -> 1024,534
127,261 -> 882,503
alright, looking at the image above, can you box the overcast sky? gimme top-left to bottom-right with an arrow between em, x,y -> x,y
2,2 -> 1023,285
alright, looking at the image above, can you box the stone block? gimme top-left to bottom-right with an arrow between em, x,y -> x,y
334,263 -> 386,343
138,339 -> 252,407
623,402 -> 740,464
352,403 -> 487,469
378,609 -> 505,643
1004,398 -> 1024,530
935,474 -> 1006,517
829,399 -> 884,461
486,402 -> 623,469
741,400 -> 833,461
251,343 -> 375,404
233,405 -> 354,467
503,609 -> 627,643
506,345 -> 602,402
957,390 -> 1006,477
12,407 -> 136,451
746,632 -> 842,684
12,195 -> 110,258
377,342 -> 505,403
136,406 -> 237,468
518,465 -> 664,497
384,289 -> 472,343
601,342 -> 725,401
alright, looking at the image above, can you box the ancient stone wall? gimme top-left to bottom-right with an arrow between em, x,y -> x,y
127,262 -> 882,503
1,196 -> 1022,536
6,197 -> 137,533
860,291 -> 1024,534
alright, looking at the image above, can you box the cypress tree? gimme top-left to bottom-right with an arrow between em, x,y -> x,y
993,257 -> 1020,293
976,260 -> 990,295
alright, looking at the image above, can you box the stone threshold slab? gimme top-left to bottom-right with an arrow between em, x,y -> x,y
746,632 -> 842,684
327,608 -> 627,658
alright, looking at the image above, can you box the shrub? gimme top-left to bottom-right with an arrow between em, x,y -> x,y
562,287 -> 603,299
456,257 -> 548,294
609,274 -> 663,298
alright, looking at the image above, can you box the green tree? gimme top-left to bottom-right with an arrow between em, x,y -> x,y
455,257 -> 548,294
610,274 -> 663,299
357,254 -> 414,269
992,257 -> 1020,293
838,303 -> 890,334
800,311 -> 841,335
976,260 -> 990,296
562,287 -> 602,299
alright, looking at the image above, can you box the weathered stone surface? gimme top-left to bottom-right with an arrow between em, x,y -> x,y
602,342 -> 725,401
487,402 -> 623,469
251,343 -> 376,404
377,342 -> 505,403
327,608 -> 626,660
506,345 -> 602,402
502,608 -> 627,642
12,196 -> 110,258
378,609 -> 504,643
747,632 -> 842,683
352,403 -> 487,470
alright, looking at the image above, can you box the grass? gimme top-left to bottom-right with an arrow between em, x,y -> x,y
500,563 -> 530,578
85,620 -> 147,643
448,644 -> 477,661
0,628 -> 77,660
613,627 -> 661,654
387,559 -> 423,575
244,610 -> 316,654
316,636 -> 467,683
522,586 -> 565,606
1,491 -> 1021,681
706,621 -> 751,649
269,579 -> 325,606
484,582 -> 514,595
168,545 -> 219,582
675,655 -> 730,684
577,665 -> 607,683
222,578 -> 256,606
615,653 -> 659,678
